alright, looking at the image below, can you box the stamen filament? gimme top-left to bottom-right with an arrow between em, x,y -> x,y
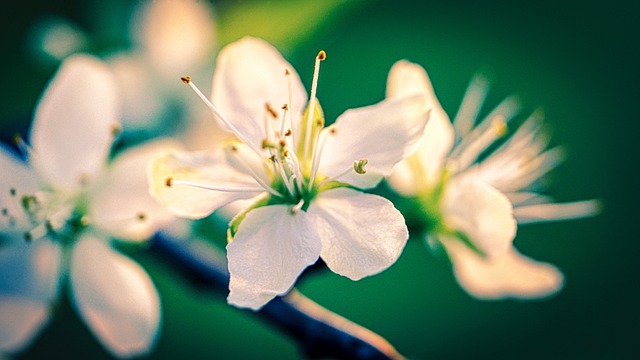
274,154 -> 296,197
452,75 -> 489,141
13,134 -> 33,159
231,157 -> 285,198
24,221 -> 49,242
319,164 -> 355,185
182,76 -> 262,155
303,51 -> 326,162
290,199 -> 305,214
285,148 -> 306,192
514,200 -> 601,224
285,68 -> 296,146
280,105 -> 288,139
171,179 -> 266,193
450,96 -> 519,160
308,129 -> 331,190
451,116 -> 507,172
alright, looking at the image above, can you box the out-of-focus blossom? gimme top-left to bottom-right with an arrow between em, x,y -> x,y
149,37 -> 429,310
386,60 -> 599,300
0,55 -> 175,357
28,1 -> 223,146
108,0 -> 218,137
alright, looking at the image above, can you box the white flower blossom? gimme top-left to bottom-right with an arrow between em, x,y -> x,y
29,0 -> 222,146
149,37 -> 429,310
0,54 -> 174,357
108,0 -> 218,137
386,60 -> 599,300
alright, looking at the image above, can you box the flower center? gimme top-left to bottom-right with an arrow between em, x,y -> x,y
176,51 -> 334,212
1,186 -> 80,243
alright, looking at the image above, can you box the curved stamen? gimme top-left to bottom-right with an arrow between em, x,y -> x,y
450,115 -> 507,172
514,200 -> 600,224
452,75 -> 489,141
284,147 -> 305,192
308,127 -> 332,190
290,198 -> 305,214
285,68 -> 296,147
273,154 -> 296,197
168,179 -> 266,193
280,104 -> 289,139
181,76 -> 263,156
318,159 -> 367,185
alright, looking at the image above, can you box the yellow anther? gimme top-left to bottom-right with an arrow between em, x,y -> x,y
165,177 -> 173,187
12,134 -> 22,146
110,123 -> 122,137
317,50 -> 326,61
353,159 -> 368,174
262,139 -> 276,149
492,115 -> 508,136
180,76 -> 191,84
265,103 -> 278,118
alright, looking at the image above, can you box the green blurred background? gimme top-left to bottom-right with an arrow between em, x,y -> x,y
0,0 -> 637,359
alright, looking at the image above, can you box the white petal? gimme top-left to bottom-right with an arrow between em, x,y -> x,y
308,188 -> 408,280
0,239 -> 62,353
70,236 -> 161,358
227,205 -> 321,310
177,102 -> 237,152
0,145 -> 39,234
441,174 -> 516,257
0,297 -> 50,354
317,95 -> 428,189
90,140 -> 178,242
442,238 -> 564,300
0,239 -> 62,303
211,37 -> 307,150
148,145 -> 264,219
386,61 -> 455,194
133,0 -> 216,82
106,52 -> 163,130
29,54 -> 119,190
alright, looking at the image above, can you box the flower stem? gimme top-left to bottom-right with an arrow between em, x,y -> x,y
150,232 -> 405,360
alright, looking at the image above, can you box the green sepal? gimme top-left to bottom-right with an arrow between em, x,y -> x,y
227,193 -> 271,242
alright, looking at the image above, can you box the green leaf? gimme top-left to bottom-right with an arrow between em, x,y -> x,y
216,0 -> 361,51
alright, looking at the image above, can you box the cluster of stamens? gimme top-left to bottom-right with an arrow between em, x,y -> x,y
3,134 -> 149,243
170,50 -> 369,212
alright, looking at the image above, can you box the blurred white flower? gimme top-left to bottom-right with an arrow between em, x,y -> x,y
149,37 -> 429,310
0,55 -> 175,357
28,1 -> 222,146
386,60 -> 599,300
108,0 -> 219,137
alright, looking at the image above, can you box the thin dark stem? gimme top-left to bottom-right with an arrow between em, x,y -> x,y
150,232 -> 405,360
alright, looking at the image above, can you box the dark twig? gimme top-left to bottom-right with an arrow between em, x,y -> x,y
150,232 -> 405,360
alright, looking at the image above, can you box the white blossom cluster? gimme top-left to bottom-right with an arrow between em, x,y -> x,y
0,1 -> 597,358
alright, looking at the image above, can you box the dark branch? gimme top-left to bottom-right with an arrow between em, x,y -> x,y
150,232 -> 405,360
